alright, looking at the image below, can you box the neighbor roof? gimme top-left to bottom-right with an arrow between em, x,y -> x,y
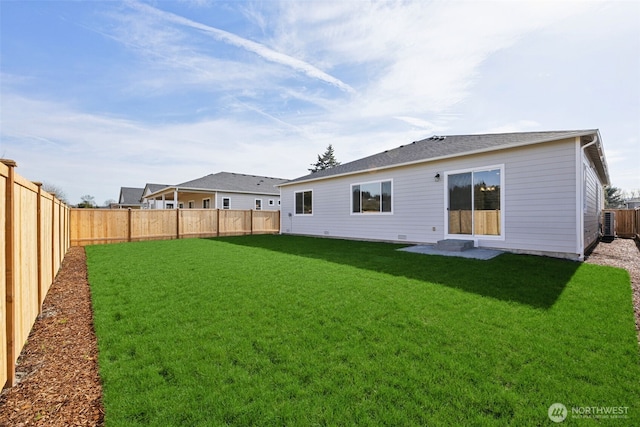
146,172 -> 288,198
143,183 -> 169,195
281,130 -> 608,186
119,187 -> 144,205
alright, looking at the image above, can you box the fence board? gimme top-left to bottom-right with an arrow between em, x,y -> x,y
13,178 -> 40,371
180,209 -> 217,238
131,209 -> 177,241
253,210 -> 280,235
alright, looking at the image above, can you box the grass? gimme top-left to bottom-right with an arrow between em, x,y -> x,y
86,235 -> 640,426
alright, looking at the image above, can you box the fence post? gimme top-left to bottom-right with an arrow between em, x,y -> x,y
250,210 -> 254,235
216,209 -> 220,237
2,159 -> 17,388
128,208 -> 132,242
51,195 -> 56,279
176,208 -> 181,240
34,183 -> 43,314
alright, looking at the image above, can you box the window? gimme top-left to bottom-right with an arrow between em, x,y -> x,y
167,203 -> 174,209
278,200 -> 281,206
295,190 -> 313,215
351,180 -> 392,214
203,198 -> 211,209
188,200 -> 195,209
222,197 -> 230,210
255,199 -> 262,210
447,166 -> 502,237
269,199 -> 275,206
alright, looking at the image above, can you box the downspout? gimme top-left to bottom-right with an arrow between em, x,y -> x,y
577,134 -> 599,261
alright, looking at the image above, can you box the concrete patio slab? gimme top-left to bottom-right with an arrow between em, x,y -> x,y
398,245 -> 503,260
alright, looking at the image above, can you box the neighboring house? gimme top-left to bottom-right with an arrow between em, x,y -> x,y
624,198 -> 640,209
141,183 -> 170,209
278,130 -> 609,261
116,187 -> 144,209
144,172 -> 288,211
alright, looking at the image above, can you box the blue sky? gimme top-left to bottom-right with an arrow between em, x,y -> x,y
1,0 -> 638,205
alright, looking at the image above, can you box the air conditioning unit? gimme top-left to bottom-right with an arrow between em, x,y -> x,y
603,211 -> 615,237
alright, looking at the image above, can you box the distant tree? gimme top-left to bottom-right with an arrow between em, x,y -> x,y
605,187 -> 625,208
104,199 -> 117,207
41,182 -> 69,204
309,144 -> 341,173
77,194 -> 96,208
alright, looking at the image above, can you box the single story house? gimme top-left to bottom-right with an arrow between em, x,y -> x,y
625,198 -> 640,209
116,187 -> 144,209
145,172 -> 288,211
278,130 -> 609,260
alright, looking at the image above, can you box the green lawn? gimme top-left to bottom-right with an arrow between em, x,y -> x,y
86,236 -> 640,426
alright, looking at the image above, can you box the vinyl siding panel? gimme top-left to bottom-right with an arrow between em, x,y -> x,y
215,192 -> 280,211
583,153 -> 601,249
281,138 -> 581,258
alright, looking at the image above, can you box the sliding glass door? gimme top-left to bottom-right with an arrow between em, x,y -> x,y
447,168 -> 501,237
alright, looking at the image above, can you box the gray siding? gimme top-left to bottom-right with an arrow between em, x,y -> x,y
281,138 -> 582,258
215,192 -> 280,211
583,153 -> 602,249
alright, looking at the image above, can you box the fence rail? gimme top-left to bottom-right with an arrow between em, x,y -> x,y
70,208 -> 280,246
1,160 -> 70,389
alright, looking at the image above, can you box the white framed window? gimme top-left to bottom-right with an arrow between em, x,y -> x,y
295,190 -> 313,215
203,198 -> 211,209
445,165 -> 504,238
255,199 -> 262,210
188,200 -> 195,209
278,200 -> 281,206
222,197 -> 230,210
167,203 -> 174,209
351,180 -> 392,214
268,199 -> 275,206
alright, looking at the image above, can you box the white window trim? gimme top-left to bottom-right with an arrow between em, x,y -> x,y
350,179 -> 394,215
255,198 -> 262,211
268,199 -> 275,206
443,164 -> 505,241
202,198 -> 211,209
188,200 -> 195,209
222,197 -> 231,210
294,189 -> 313,216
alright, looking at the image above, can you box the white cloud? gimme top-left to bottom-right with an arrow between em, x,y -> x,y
125,1 -> 355,94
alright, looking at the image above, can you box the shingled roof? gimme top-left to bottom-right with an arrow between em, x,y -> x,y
118,187 -> 144,205
174,172 -> 288,195
281,130 -> 605,186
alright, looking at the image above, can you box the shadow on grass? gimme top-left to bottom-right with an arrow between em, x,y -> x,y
213,235 -> 579,310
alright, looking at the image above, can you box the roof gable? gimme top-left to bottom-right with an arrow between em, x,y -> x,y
283,130 -> 606,185
119,187 -> 144,205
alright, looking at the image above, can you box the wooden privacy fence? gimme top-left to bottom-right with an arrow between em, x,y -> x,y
1,160 -> 70,389
604,209 -> 640,239
70,208 -> 280,246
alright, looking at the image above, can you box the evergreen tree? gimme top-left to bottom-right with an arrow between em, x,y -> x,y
605,186 -> 625,208
309,144 -> 341,173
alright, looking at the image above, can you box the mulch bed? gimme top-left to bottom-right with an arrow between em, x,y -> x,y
0,239 -> 638,426
0,247 -> 103,427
